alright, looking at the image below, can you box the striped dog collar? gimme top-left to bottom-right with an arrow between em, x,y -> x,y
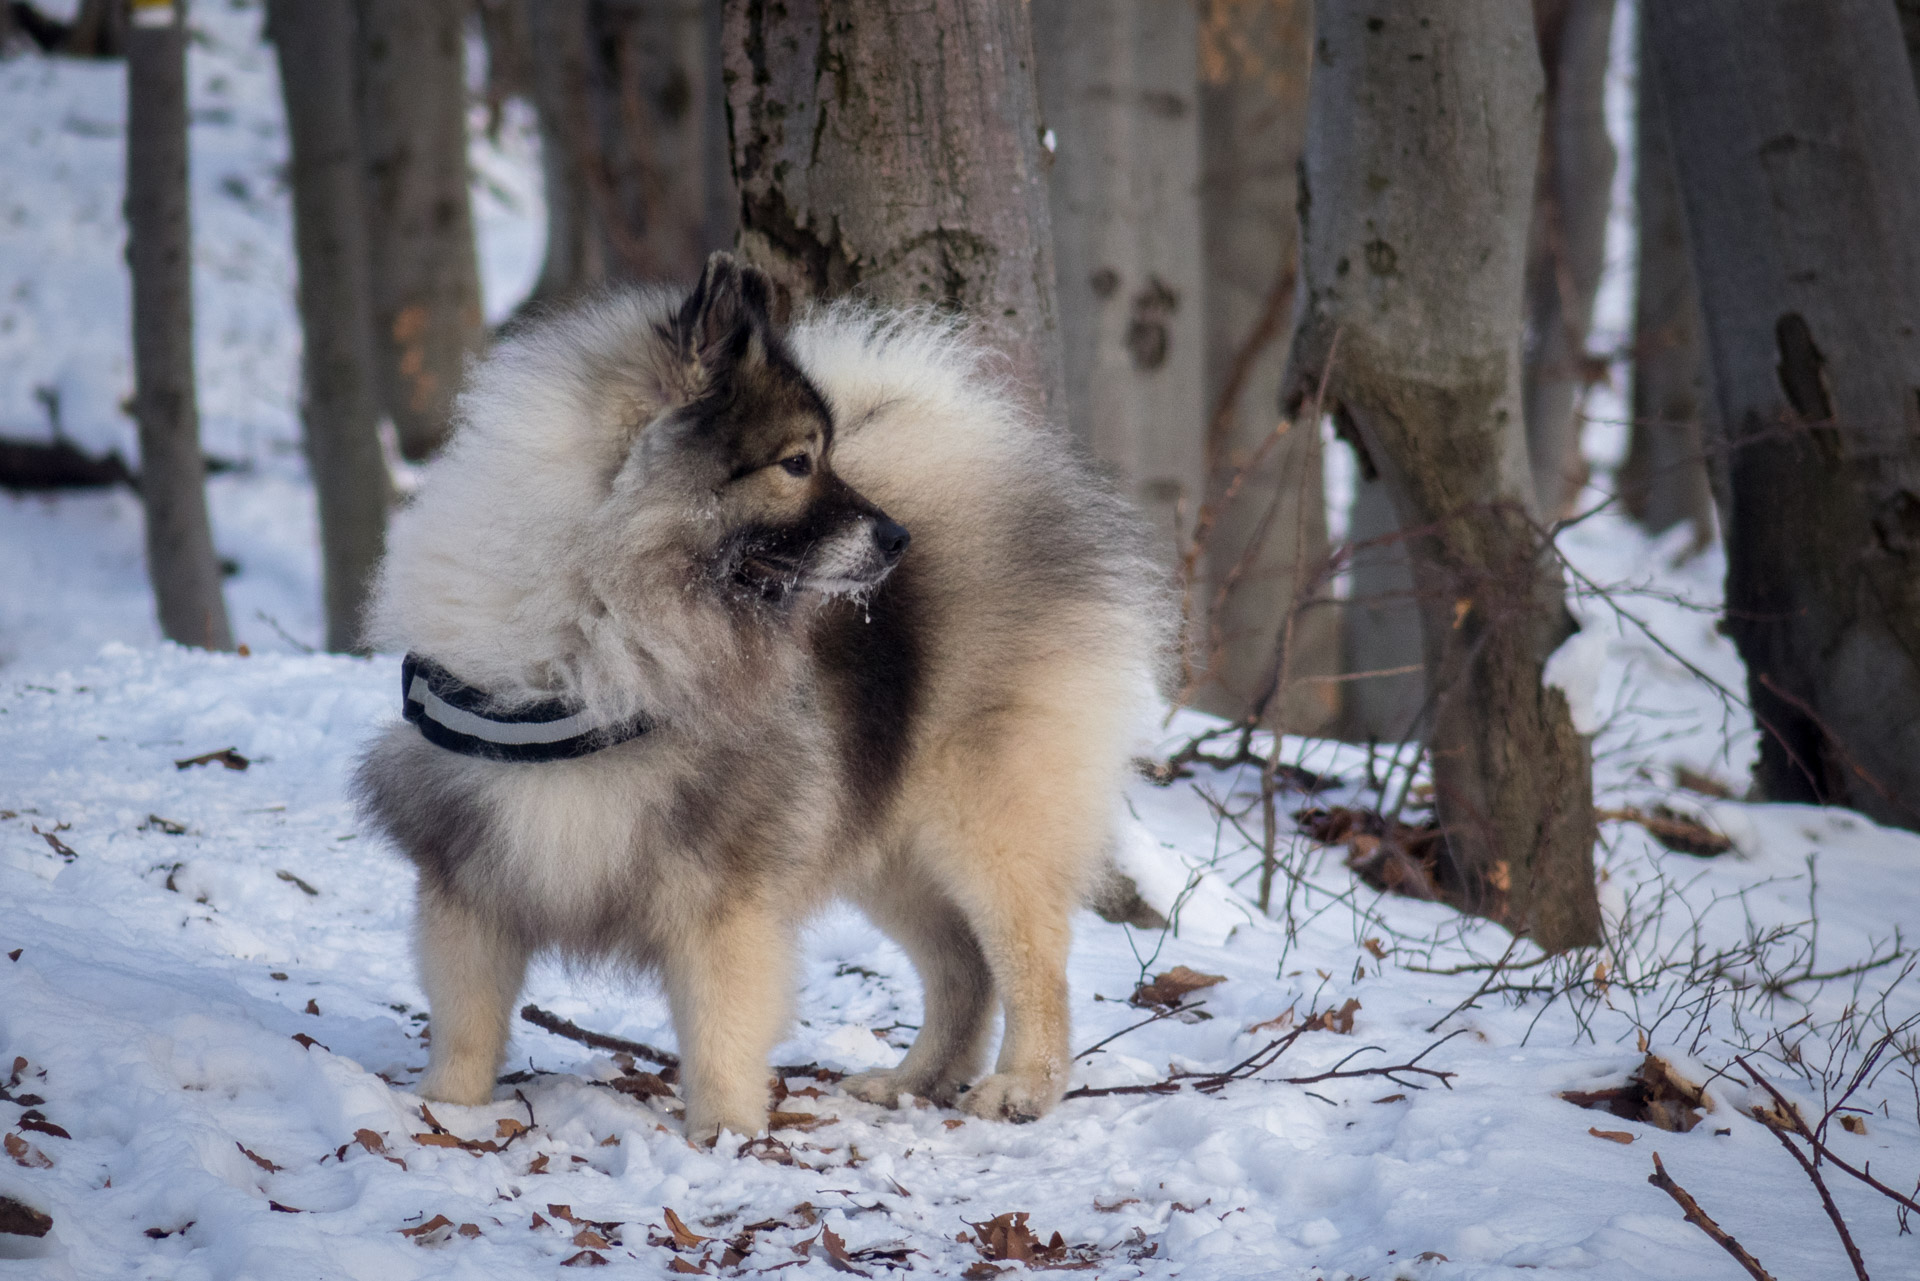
400,653 -> 654,762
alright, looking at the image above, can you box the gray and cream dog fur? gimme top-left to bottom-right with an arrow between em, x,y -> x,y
355,253 -> 1168,1142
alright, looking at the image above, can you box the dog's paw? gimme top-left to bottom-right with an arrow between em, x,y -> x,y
682,1108 -> 765,1149
419,1061 -> 499,1107
840,1069 -> 914,1108
842,1068 -> 971,1110
959,1071 -> 1062,1124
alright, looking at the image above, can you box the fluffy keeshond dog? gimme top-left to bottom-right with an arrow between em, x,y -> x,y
354,253 -> 1167,1142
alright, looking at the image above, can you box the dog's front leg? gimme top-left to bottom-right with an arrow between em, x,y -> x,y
416,887 -> 530,1106
661,897 -> 794,1146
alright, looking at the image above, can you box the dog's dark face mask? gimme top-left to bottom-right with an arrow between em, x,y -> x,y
642,253 -> 909,607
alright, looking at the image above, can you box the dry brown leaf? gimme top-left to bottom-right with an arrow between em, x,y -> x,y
15,1112 -> 68,1140
1674,765 -> 1735,800
1596,806 -> 1733,858
236,1142 -> 282,1173
1840,1114 -> 1868,1136
1589,1127 -> 1636,1144
303,999 -> 320,1016
814,1224 -> 871,1276
662,1206 -> 709,1248
5,1134 -> 51,1169
527,1153 -> 550,1174
1247,1007 -> 1296,1035
1130,966 -> 1227,1010
457,1223 -> 482,1239
352,1129 -> 385,1154
1373,1094 -> 1407,1105
1362,938 -> 1388,960
413,1132 -> 464,1148
942,1119 -> 965,1131
1304,998 -> 1361,1035
495,1117 -> 528,1139
664,1258 -> 706,1274
0,1195 -> 52,1239
400,1214 -> 453,1240
1418,1251 -> 1450,1262
563,1250 -> 610,1267
1487,861 -> 1512,892
1561,1055 -> 1711,1133
768,1110 -> 836,1132
291,1033 -> 324,1051
572,1228 -> 610,1249
1093,1196 -> 1139,1213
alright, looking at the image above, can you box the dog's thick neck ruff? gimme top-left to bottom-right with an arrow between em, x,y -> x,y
401,653 -> 655,762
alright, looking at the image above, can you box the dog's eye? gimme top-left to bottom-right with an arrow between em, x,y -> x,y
779,454 -> 812,478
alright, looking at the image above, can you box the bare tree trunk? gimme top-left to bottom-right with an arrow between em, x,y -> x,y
1190,0 -> 1339,733
722,0 -> 1065,424
525,0 -> 605,305
1617,31 -> 1716,550
1339,471 -> 1425,740
1521,0 -> 1614,520
524,0 -> 734,306
126,0 -> 233,652
355,0 -> 485,461
1285,0 -> 1599,950
1035,0 -> 1207,584
1648,0 -> 1920,829
269,0 -> 391,653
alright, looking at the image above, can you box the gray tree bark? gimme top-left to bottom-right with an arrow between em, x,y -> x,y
525,0 -> 734,307
1521,0 -> 1614,520
269,0 -> 391,653
1338,471 -> 1426,741
1191,0 -> 1339,734
1648,0 -> 1920,830
1617,33 -> 1716,551
722,0 -> 1065,424
355,0 -> 485,461
1035,0 -> 1207,579
126,0 -> 233,652
1285,0 -> 1599,950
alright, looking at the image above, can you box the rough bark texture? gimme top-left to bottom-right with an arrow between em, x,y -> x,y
1191,0 -> 1339,733
355,0 -> 485,461
1285,0 -> 1599,951
526,0 -> 735,307
1648,0 -> 1920,829
1035,0 -> 1207,581
1521,0 -> 1614,519
1618,32 -> 1716,550
269,0 -> 391,653
722,0 -> 1065,424
126,2 -> 233,652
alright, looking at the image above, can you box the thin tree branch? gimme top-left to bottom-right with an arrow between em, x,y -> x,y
1647,1152 -> 1779,1281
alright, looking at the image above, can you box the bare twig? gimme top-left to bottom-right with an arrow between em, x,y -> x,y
1738,1054 -> 1920,1218
521,1004 -> 679,1069
1760,1118 -> 1871,1280
1647,1152 -> 1779,1281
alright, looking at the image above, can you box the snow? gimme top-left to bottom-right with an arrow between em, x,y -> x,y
4,3 -> 1919,1279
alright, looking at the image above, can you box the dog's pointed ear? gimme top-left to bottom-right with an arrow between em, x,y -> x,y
673,252 -> 776,397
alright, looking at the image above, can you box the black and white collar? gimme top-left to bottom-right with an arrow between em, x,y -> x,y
400,653 -> 655,763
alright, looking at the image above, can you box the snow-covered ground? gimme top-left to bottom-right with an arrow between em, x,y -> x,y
3,4 -> 1918,1279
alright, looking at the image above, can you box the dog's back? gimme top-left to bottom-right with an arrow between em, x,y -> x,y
356,262 -> 1168,1140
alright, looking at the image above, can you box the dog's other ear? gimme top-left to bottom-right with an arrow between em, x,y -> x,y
672,252 -> 777,397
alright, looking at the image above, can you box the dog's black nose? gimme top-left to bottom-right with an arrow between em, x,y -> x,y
872,517 -> 911,563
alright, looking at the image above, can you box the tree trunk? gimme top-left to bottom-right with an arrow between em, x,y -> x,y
1285,0 -> 1599,951
1190,0 -> 1339,733
1338,470 -> 1426,741
1034,0 -> 1208,586
525,0 -> 736,306
355,0 -> 485,461
269,0 -> 391,653
126,0 -> 233,652
1521,0 -> 1614,520
1647,0 -> 1920,829
1617,29 -> 1716,551
722,0 -> 1065,424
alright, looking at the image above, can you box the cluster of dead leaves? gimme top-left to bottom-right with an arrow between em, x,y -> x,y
960,1212 -> 1103,1274
638,1202 -> 916,1275
4,1056 -> 63,1171
1561,1054 -> 1713,1137
410,1104 -> 532,1157
1295,806 -> 1518,924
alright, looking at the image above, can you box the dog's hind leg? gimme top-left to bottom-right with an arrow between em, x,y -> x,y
843,871 -> 995,1109
660,896 -> 794,1146
416,888 -> 530,1106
